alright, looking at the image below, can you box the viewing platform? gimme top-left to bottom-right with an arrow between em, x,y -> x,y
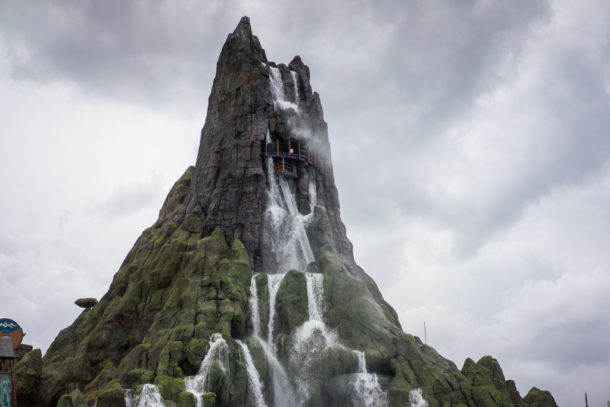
264,139 -> 317,167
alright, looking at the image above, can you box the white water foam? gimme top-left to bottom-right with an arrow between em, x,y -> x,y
307,170 -> 317,217
263,157 -> 313,273
305,272 -> 324,321
266,273 -> 286,351
124,384 -> 166,407
249,275 -> 262,338
409,388 -> 428,407
269,66 -> 298,111
249,273 -> 297,406
290,71 -> 299,103
236,340 -> 267,407
185,333 -> 229,407
278,177 -> 314,267
352,351 -> 388,407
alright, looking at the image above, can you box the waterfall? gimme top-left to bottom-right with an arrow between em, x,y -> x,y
269,66 -> 298,111
266,273 -> 285,350
236,340 -> 268,407
307,171 -> 317,215
250,272 -> 298,407
351,351 -> 388,407
409,388 -> 428,407
249,275 -> 261,338
269,66 -> 284,102
263,157 -> 313,273
254,62 -> 390,406
278,177 -> 315,267
290,71 -> 299,103
305,272 -> 324,321
185,333 -> 229,407
124,384 -> 166,407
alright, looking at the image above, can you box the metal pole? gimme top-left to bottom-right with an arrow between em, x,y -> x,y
276,140 -> 279,155
424,322 -> 427,345
288,140 -> 291,157
298,143 -> 301,160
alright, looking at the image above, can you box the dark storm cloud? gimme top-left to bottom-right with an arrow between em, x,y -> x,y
0,0 -> 238,110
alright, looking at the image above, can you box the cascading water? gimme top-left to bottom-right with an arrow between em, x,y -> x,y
305,272 -> 324,321
249,276 -> 262,338
290,71 -> 299,103
185,333 -> 229,407
409,388 -> 428,407
269,66 -> 298,111
236,340 -> 268,407
262,157 -> 314,273
278,176 -> 315,265
259,61 -> 389,406
124,384 -> 166,407
351,351 -> 388,407
266,273 -> 285,350
249,274 -> 297,407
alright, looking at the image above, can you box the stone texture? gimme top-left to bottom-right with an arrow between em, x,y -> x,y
14,168 -> 254,406
74,298 -> 98,309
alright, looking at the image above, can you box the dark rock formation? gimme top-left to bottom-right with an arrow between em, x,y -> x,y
74,298 -> 98,309
13,17 -> 558,407
183,17 -> 353,273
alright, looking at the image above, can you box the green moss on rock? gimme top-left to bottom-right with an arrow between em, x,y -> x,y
523,387 -> 558,407
154,374 -> 186,401
202,392 -> 217,407
276,270 -> 308,333
57,389 -> 87,407
14,348 -> 42,406
93,379 -> 125,407
178,390 -> 197,407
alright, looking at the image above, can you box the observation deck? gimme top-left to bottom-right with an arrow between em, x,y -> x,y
264,139 -> 317,167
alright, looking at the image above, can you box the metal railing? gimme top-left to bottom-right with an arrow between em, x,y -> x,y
275,160 -> 298,178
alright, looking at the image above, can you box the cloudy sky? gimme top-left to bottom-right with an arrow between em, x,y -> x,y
1,1 -> 609,405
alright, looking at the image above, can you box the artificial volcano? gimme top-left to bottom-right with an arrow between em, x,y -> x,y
14,17 -> 558,407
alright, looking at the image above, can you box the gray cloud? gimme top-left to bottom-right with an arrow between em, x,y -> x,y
94,177 -> 162,218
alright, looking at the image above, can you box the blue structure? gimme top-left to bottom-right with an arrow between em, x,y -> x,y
0,372 -> 11,407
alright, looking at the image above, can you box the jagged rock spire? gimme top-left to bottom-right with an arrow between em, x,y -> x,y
185,17 -> 355,272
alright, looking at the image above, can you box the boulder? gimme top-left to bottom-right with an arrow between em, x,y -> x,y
74,298 -> 98,309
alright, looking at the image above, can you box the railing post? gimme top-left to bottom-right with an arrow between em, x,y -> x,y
298,143 -> 301,160
276,140 -> 279,156
288,140 -> 291,157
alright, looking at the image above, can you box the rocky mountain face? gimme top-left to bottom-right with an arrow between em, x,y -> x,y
14,17 -> 558,407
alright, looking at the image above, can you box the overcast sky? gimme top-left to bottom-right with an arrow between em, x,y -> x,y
1,1 -> 609,405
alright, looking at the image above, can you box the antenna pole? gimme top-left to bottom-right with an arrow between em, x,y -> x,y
424,321 -> 427,345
